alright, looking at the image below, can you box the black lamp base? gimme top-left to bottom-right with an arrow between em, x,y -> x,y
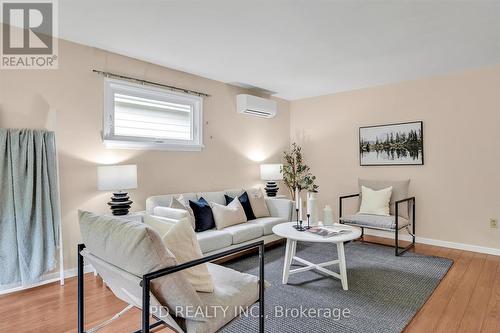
264,181 -> 279,197
108,192 -> 132,216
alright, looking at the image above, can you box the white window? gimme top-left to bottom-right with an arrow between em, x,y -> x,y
102,78 -> 203,151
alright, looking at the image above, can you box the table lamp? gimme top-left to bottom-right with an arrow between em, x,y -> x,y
260,163 -> 283,197
97,164 -> 137,215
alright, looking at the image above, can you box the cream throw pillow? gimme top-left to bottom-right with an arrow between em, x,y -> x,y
246,187 -> 270,218
211,198 -> 247,230
170,195 -> 195,229
144,214 -> 214,293
358,186 -> 393,216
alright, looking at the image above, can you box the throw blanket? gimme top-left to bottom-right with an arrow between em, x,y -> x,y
0,129 -> 61,285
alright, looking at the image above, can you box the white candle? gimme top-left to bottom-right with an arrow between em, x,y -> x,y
307,194 -> 311,215
299,198 -> 303,221
295,187 -> 299,210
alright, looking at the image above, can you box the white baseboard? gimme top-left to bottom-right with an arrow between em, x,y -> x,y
364,229 -> 500,256
0,264 -> 93,295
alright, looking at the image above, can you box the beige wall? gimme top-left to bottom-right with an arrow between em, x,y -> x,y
1,34 -> 498,276
0,39 -> 290,270
290,65 -> 500,249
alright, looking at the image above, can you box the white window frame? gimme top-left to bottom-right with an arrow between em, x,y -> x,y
102,78 -> 204,151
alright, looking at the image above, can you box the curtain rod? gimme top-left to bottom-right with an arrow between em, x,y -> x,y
92,70 -> 211,97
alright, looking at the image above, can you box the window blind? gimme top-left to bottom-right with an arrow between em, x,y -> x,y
113,93 -> 193,141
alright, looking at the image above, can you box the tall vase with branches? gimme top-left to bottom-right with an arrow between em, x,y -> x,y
281,142 -> 319,200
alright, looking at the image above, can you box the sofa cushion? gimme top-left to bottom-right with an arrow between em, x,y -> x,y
196,229 -> 233,253
211,198 -> 247,230
223,222 -> 263,244
249,217 -> 287,235
247,187 -> 270,218
78,211 -> 205,321
164,193 -> 197,206
196,191 -> 226,205
265,198 -> 293,220
189,197 -> 216,232
340,214 -> 409,230
185,263 -> 260,332
153,206 -> 190,221
146,193 -> 197,214
358,179 -> 410,218
178,192 -> 197,201
225,191 -> 256,221
170,195 -> 195,228
224,188 -> 244,198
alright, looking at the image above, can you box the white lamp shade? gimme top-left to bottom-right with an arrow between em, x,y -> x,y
97,164 -> 137,191
260,164 -> 283,181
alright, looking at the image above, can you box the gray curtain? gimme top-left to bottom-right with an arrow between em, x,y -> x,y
0,129 -> 61,285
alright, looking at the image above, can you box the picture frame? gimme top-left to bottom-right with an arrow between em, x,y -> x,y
359,121 -> 424,166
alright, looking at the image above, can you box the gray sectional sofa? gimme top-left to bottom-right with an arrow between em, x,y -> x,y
146,189 -> 293,255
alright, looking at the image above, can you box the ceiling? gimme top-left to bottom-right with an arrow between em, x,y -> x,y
56,0 -> 500,100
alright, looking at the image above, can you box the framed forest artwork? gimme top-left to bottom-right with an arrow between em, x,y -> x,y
359,121 -> 424,166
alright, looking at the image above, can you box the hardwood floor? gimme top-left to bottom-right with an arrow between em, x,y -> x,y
0,236 -> 498,333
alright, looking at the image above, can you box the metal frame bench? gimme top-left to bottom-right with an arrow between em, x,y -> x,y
339,194 -> 415,256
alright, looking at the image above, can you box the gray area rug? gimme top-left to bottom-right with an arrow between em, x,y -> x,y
220,241 -> 453,333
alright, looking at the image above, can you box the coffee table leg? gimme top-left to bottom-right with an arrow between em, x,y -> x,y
282,239 -> 296,284
337,242 -> 348,290
291,239 -> 297,258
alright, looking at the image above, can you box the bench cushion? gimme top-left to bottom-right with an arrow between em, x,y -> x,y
340,214 -> 409,230
224,222 -> 264,244
186,263 -> 260,332
144,215 -> 214,293
358,179 -> 410,219
196,229 -> 233,253
248,217 -> 287,235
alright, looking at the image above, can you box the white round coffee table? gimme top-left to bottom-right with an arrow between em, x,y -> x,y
272,222 -> 361,290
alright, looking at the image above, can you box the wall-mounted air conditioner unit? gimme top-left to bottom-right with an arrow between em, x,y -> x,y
236,94 -> 277,118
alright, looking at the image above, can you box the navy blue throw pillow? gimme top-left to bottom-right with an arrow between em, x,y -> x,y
189,197 -> 215,232
225,191 -> 256,221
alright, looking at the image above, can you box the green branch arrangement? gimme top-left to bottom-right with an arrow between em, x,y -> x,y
281,142 -> 319,200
